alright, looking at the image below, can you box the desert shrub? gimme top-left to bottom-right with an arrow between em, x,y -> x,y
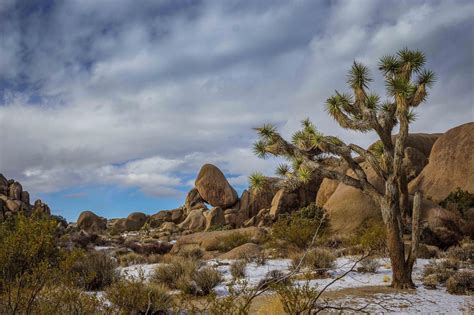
0,214 -> 62,313
192,267 -> 223,296
272,204 -> 327,250
230,260 -> 247,279
126,241 -> 172,255
151,259 -> 197,289
118,252 -> 147,266
257,270 -> 291,290
439,188 -> 474,217
422,274 -> 439,289
446,238 -> 474,264
35,285 -> 107,314
214,232 -> 252,252
423,259 -> 459,284
178,247 -> 204,260
254,252 -> 267,266
290,248 -> 336,274
417,244 -> 439,259
446,270 -> 474,295
357,220 -> 387,251
275,281 -> 321,314
357,257 -> 381,273
72,251 -> 118,290
106,276 -> 172,314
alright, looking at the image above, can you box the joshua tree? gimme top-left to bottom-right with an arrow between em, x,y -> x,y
252,48 -> 435,289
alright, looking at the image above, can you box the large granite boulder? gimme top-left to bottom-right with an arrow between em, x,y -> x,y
125,212 -> 148,231
177,209 -> 206,231
31,199 -> 50,215
409,123 -> 474,203
77,211 -> 107,232
195,164 -> 238,208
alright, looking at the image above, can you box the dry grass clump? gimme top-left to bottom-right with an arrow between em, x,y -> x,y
178,247 -> 204,260
214,232 -> 252,252
191,267 -> 223,296
257,270 -> 291,290
422,258 -> 460,289
151,258 -> 197,289
290,248 -> 336,274
422,274 -> 439,289
446,238 -> 474,265
117,252 -> 147,266
446,270 -> 474,295
72,251 -> 118,290
230,260 -> 247,279
357,257 -> 381,273
106,277 -> 172,314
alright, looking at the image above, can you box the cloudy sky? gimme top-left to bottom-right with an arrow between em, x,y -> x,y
0,0 -> 473,221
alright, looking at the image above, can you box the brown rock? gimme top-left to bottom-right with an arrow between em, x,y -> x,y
323,163 -> 384,235
125,212 -> 148,231
0,174 -> 8,195
21,191 -> 30,204
218,243 -> 261,260
8,182 -> 22,200
409,123 -> 474,203
32,199 -> 50,215
6,199 -> 21,212
77,211 -> 107,232
161,222 -> 177,232
170,207 -> 185,224
171,227 -> 266,253
316,178 -> 340,207
246,177 -> 281,218
177,209 -> 206,231
204,207 -> 225,231
195,164 -> 238,208
185,188 -> 207,214
149,210 -> 172,228
269,189 -> 298,217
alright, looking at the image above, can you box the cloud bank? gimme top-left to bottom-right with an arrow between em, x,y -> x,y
0,1 -> 472,215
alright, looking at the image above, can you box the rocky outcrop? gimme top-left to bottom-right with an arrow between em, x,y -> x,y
409,123 -> 474,203
218,243 -> 262,260
195,164 -> 238,208
177,209 -> 206,231
204,207 -> 225,231
0,174 -> 51,221
77,211 -> 107,232
269,189 -> 299,217
185,188 -> 207,214
171,227 -> 266,253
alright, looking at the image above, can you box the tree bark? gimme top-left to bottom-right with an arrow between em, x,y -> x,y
383,177 -> 415,289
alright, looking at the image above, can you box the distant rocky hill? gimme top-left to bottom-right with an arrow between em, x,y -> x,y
0,175 -> 51,221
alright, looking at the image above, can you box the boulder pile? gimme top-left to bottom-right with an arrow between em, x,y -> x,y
0,174 -> 50,221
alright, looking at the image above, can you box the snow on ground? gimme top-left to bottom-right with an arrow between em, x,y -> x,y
116,257 -> 473,313
118,263 -> 160,279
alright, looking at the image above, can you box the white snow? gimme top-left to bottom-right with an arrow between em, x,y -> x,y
115,257 -> 473,313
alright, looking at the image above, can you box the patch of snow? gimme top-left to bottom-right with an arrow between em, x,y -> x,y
118,263 -> 160,280
93,246 -> 114,251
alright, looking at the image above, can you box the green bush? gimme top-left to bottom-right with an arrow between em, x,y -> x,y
106,277 -> 172,314
357,220 -> 387,251
272,204 -> 327,250
0,214 -> 62,313
446,270 -> 474,295
439,188 -> 474,217
230,260 -> 247,279
71,251 -> 118,290
423,259 -> 459,284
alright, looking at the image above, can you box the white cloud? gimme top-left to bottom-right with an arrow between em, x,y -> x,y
0,0 -> 473,199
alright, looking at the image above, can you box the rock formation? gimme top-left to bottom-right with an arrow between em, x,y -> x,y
195,164 -> 238,208
0,174 -> 51,221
